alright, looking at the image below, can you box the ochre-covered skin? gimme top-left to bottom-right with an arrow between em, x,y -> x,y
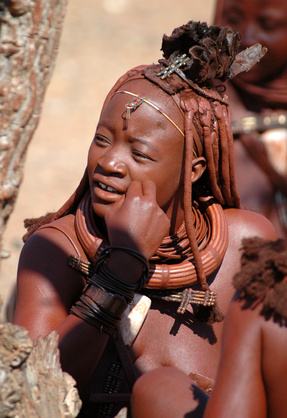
215,0 -> 287,238
131,238 -> 287,418
13,21 -> 277,416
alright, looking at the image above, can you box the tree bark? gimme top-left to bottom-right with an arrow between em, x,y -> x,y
0,0 -> 68,256
0,317 -> 82,417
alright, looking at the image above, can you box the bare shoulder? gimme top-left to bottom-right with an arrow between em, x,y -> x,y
217,209 -> 277,295
20,214 -> 82,260
224,208 -> 277,241
14,215 -> 85,338
18,214 -> 85,297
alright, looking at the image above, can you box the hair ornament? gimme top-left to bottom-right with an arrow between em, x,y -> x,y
157,53 -> 190,79
113,90 -> 185,136
125,96 -> 145,119
157,21 -> 267,87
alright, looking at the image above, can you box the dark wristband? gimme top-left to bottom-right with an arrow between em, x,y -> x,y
85,285 -> 128,318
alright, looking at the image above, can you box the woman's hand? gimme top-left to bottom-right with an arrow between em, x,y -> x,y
104,180 -> 170,260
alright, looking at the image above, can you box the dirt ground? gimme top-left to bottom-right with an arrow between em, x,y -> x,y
0,0 -> 216,321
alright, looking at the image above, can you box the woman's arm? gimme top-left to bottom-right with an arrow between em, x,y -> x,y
204,295 -> 267,418
13,227 -> 110,391
13,181 -> 170,391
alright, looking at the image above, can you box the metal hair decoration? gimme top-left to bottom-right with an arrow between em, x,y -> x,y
157,53 -> 190,79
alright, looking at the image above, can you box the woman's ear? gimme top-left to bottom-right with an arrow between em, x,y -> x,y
191,157 -> 206,183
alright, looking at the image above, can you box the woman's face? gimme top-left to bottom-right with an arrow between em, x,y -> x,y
88,79 -> 185,222
217,0 -> 287,84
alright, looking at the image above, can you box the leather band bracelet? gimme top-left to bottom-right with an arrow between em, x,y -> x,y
85,285 -> 128,318
89,269 -> 134,303
70,246 -> 149,334
70,299 -> 117,335
96,246 -> 149,291
70,284 -> 129,335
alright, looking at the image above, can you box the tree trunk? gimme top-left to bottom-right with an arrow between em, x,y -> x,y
0,0 -> 68,256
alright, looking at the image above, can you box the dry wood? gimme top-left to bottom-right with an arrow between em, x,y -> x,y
0,0 -> 68,255
0,296 -> 82,417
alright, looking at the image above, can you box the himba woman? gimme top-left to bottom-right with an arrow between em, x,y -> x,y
214,0 -> 287,238
13,21 -> 276,417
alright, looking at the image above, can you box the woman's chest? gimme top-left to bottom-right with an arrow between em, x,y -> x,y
130,300 -> 222,380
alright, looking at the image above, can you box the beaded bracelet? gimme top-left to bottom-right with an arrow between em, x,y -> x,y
96,246 -> 149,291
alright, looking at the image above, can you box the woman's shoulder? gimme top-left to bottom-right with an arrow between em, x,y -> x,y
36,213 -> 76,237
224,208 -> 277,241
18,214 -> 87,302
21,213 -> 87,263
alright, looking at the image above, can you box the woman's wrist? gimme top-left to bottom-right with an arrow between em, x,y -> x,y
98,246 -> 149,286
70,284 -> 128,335
70,246 -> 149,334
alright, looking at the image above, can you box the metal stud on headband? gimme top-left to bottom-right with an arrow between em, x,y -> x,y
113,90 -> 185,137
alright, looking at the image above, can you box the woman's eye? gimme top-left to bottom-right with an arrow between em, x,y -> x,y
94,135 -> 110,146
132,150 -> 153,162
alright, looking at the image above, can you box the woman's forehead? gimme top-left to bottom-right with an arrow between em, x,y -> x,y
116,78 -> 184,126
98,80 -> 185,144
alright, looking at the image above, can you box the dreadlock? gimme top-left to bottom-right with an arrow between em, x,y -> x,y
141,21 -> 265,299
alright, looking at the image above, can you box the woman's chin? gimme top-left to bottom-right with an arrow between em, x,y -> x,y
92,202 -> 108,219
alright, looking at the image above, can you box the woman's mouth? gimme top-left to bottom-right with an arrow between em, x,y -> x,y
97,182 -> 123,195
93,181 -> 125,203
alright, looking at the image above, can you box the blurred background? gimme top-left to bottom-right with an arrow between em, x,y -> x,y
1,0 -> 216,319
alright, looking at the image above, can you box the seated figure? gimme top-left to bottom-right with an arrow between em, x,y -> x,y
13,21 -> 276,417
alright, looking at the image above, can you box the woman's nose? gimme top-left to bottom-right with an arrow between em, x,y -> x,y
97,151 -> 128,176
